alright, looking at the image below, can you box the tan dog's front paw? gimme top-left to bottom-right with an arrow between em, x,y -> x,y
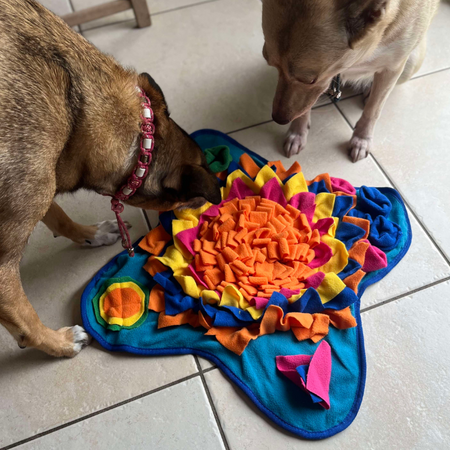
284,131 -> 308,158
83,220 -> 132,247
349,135 -> 372,162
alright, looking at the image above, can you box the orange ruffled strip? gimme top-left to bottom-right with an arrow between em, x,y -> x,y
155,302 -> 356,356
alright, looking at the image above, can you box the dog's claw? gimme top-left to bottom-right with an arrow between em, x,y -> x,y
349,135 -> 372,162
70,325 -> 91,356
283,132 -> 308,158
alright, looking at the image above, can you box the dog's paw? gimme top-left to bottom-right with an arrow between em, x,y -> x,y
83,220 -> 132,247
349,135 -> 372,162
70,325 -> 92,356
284,131 -> 308,158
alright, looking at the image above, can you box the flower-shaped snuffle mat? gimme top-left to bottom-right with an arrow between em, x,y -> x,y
81,129 -> 412,439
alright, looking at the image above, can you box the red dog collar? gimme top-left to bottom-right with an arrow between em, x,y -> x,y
111,87 -> 155,257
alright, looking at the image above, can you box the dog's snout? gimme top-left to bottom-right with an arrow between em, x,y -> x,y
272,112 -> 291,125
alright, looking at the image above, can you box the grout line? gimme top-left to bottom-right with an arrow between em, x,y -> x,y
196,358 -> 231,450
333,101 -> 450,266
411,66 -> 450,81
226,101 -> 333,135
203,366 -> 218,374
370,153 -> 450,266
361,276 -> 450,313
226,119 -> 273,136
0,372 -> 201,450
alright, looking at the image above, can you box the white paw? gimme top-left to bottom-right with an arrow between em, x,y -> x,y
71,325 -> 91,355
349,135 -> 372,162
83,220 -> 132,247
284,131 -> 308,158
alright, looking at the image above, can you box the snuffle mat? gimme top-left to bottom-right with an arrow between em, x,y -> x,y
81,129 -> 412,439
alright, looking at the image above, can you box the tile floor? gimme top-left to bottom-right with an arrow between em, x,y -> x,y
1,0 -> 449,448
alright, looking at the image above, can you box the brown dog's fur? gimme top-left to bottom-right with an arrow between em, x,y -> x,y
262,0 -> 439,161
0,0 -> 220,357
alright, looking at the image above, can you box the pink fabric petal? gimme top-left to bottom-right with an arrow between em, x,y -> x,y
308,242 -> 333,269
304,272 -> 326,289
197,204 -> 221,228
362,245 -> 388,272
330,177 -> 356,195
306,341 -> 332,410
188,264 -> 208,288
289,192 -> 316,224
225,177 -> 256,202
276,354 -> 312,387
276,341 -> 332,410
249,297 -> 270,310
279,288 -> 301,298
176,226 -> 200,256
259,177 -> 287,207
312,218 -> 335,236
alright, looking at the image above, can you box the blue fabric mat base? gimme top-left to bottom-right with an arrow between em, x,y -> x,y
81,130 -> 412,440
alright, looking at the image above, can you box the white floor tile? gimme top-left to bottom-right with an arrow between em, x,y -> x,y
0,191 -> 197,447
16,377 -> 225,450
415,1 -> 450,77
204,281 -> 450,449
83,0 -> 277,134
338,69 -> 450,259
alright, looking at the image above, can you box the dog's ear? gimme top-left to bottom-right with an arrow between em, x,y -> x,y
163,164 -> 222,205
139,72 -> 166,101
344,0 -> 388,48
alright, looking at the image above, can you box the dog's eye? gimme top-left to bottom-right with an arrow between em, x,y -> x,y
310,78 -> 317,85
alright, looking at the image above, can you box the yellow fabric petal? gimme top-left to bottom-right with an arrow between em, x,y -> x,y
156,245 -> 189,273
202,290 -> 220,304
316,272 -> 346,304
172,219 -> 196,259
253,165 -> 282,189
246,306 -> 264,320
219,285 -> 250,310
175,203 -> 212,226
313,193 -> 336,221
327,217 -> 339,238
222,169 -> 258,198
174,275 -> 201,299
283,172 -> 308,200
319,235 -> 349,274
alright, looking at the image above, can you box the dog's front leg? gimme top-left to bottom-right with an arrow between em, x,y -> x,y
349,61 -> 407,162
283,110 -> 312,158
42,201 -> 132,247
0,262 -> 91,357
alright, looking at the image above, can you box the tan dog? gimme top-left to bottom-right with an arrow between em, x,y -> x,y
262,0 -> 439,161
0,0 -> 221,357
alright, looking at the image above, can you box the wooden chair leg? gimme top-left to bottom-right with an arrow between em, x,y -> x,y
130,0 -> 151,28
61,0 -> 151,29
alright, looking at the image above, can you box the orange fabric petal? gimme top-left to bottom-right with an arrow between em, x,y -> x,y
149,285 -> 166,313
324,307 -> 357,329
139,224 -> 172,255
239,153 -> 261,178
343,269 -> 366,293
143,256 -> 168,277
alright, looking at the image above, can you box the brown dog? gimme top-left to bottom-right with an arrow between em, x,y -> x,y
0,0 -> 221,357
262,0 -> 439,161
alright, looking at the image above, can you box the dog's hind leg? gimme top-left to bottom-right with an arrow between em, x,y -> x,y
42,201 -> 132,247
283,110 -> 312,158
0,262 -> 91,357
0,185 -> 90,357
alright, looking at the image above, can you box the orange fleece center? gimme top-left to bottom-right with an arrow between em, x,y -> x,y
193,196 -> 320,300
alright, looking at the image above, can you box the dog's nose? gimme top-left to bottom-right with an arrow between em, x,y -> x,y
271,113 -> 290,125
